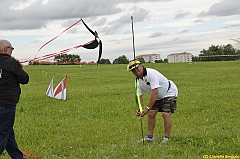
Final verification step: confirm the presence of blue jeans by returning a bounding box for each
[0,105,25,159]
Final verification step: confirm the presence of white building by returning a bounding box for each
[136,54,161,63]
[167,52,192,63]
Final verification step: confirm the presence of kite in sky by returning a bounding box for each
[20,19,102,64]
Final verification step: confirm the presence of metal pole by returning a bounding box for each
[131,16,136,59]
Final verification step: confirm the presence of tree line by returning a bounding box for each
[193,44,240,61]
[102,43,240,63]
[29,43,240,65]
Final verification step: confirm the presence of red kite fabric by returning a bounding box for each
[20,19,102,64]
[53,77,67,100]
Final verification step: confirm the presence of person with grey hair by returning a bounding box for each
[0,39,29,159]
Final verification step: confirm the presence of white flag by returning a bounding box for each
[46,76,54,97]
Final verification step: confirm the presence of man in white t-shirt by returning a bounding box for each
[127,60,178,144]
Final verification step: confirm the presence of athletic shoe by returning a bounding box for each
[159,136,170,144]
[137,135,155,142]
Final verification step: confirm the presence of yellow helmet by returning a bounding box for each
[127,60,141,71]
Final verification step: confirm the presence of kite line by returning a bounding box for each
[21,19,102,64]
[36,19,82,53]
[19,17,135,65]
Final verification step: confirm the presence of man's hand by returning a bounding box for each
[135,109,140,116]
[141,107,149,117]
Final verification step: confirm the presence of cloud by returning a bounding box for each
[174,10,190,19]
[98,7,150,35]
[179,29,188,34]
[194,19,203,23]
[149,32,167,38]
[1,0,240,62]
[1,0,122,30]
[199,0,240,17]
[0,0,165,31]
[224,24,240,29]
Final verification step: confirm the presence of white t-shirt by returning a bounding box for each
[138,68,178,99]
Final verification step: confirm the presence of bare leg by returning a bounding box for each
[147,110,158,136]
[162,112,172,137]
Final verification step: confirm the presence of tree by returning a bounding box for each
[137,57,145,63]
[199,44,240,61]
[155,59,168,63]
[223,44,236,55]
[99,59,111,64]
[54,54,81,63]
[113,55,129,64]
[192,56,199,62]
[200,49,207,56]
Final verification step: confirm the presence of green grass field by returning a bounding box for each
[2,61,240,159]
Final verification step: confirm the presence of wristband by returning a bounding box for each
[146,106,151,110]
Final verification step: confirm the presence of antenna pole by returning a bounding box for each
[131,16,136,59]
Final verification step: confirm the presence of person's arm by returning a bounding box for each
[141,88,158,116]
[14,60,29,84]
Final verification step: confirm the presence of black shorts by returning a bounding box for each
[151,96,177,113]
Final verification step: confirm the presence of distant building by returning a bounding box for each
[136,54,161,63]
[167,52,192,63]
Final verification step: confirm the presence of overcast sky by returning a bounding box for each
[1,0,240,62]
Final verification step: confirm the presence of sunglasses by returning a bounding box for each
[128,63,139,70]
[7,47,14,50]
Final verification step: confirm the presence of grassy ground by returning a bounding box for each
[2,61,240,159]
